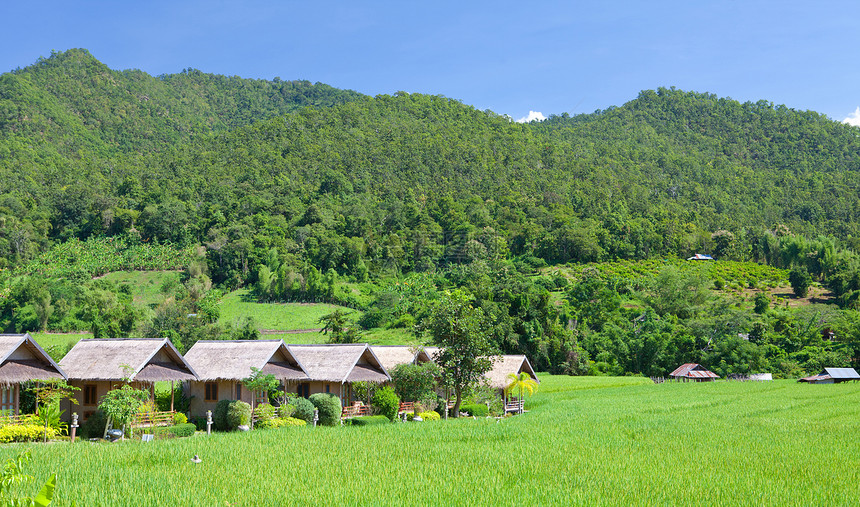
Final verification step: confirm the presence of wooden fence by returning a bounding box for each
[130,410,175,429]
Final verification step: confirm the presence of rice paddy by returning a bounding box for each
[1,376,857,506]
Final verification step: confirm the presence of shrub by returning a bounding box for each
[372,386,400,421]
[418,411,440,421]
[309,393,342,427]
[173,412,188,425]
[190,416,207,431]
[282,417,306,427]
[277,403,295,419]
[151,423,197,439]
[458,404,488,417]
[255,403,276,424]
[292,397,315,423]
[227,401,252,429]
[0,425,55,443]
[79,410,108,439]
[213,399,232,431]
[346,415,390,426]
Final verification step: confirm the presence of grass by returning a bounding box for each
[29,333,91,356]
[219,288,357,331]
[99,270,183,310]
[2,376,857,505]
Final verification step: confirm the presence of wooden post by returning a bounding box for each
[70,413,78,443]
[14,385,19,416]
[170,381,175,412]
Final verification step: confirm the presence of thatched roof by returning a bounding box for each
[484,355,539,389]
[0,334,66,385]
[184,340,309,382]
[370,346,432,372]
[288,344,390,383]
[60,338,197,382]
[423,346,441,361]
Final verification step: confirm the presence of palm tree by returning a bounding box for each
[505,372,538,414]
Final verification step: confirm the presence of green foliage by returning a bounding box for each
[276,403,295,419]
[345,415,390,426]
[254,403,276,424]
[416,411,440,421]
[308,393,342,427]
[213,399,232,432]
[291,397,315,423]
[155,383,190,414]
[457,404,489,417]
[389,362,440,408]
[172,413,188,425]
[789,266,812,298]
[0,452,56,506]
[150,423,197,439]
[227,401,252,430]
[371,386,400,422]
[0,425,56,443]
[754,293,770,314]
[79,410,107,439]
[97,384,150,437]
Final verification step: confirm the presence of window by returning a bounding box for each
[236,383,242,400]
[325,384,330,394]
[84,385,98,406]
[298,383,310,398]
[204,382,218,402]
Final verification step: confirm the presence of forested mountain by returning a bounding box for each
[1,50,859,377]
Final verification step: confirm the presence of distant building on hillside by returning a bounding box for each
[798,367,860,384]
[687,254,714,261]
[669,363,719,382]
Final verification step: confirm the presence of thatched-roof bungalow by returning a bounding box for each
[484,355,539,391]
[370,345,432,373]
[0,334,67,415]
[799,367,860,384]
[288,344,389,403]
[669,363,719,382]
[59,338,197,421]
[184,340,309,417]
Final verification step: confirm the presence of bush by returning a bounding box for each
[258,416,308,429]
[346,415,390,426]
[458,404,488,417]
[0,425,55,443]
[173,412,188,425]
[227,401,252,429]
[151,423,197,439]
[213,399,232,431]
[372,386,400,421]
[277,403,295,419]
[255,403,276,423]
[79,410,107,439]
[418,411,440,421]
[190,416,207,431]
[309,393,342,426]
[282,417,306,427]
[292,397,315,423]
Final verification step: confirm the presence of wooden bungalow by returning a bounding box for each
[0,334,67,415]
[799,367,860,384]
[288,344,389,403]
[184,340,310,418]
[484,355,539,411]
[669,363,719,382]
[370,345,432,373]
[59,338,198,421]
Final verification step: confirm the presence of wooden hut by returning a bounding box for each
[799,367,860,384]
[288,344,389,403]
[59,338,198,421]
[184,340,309,418]
[370,345,432,373]
[484,355,539,391]
[0,334,67,415]
[669,363,719,382]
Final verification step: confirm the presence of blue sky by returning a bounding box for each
[2,1,859,124]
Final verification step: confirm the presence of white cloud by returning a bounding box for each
[516,111,547,123]
[843,107,860,127]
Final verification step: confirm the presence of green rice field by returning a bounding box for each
[219,288,352,331]
[2,376,857,505]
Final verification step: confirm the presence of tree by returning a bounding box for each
[389,361,441,412]
[423,290,498,417]
[789,266,812,298]
[318,309,361,343]
[504,372,538,414]
[97,365,149,439]
[33,379,79,443]
[241,367,279,429]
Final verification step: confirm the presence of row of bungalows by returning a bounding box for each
[0,334,539,421]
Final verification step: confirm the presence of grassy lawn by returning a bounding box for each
[219,288,357,331]
[266,327,421,346]
[3,377,857,505]
[29,332,91,354]
[99,270,182,309]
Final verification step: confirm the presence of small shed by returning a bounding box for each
[669,363,719,382]
[288,343,390,403]
[370,345,432,373]
[484,355,539,391]
[184,340,309,417]
[0,334,67,415]
[59,338,198,421]
[799,367,860,384]
[687,254,715,261]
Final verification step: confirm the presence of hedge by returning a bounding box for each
[346,415,390,426]
[372,386,400,421]
[292,397,315,423]
[309,393,342,426]
[150,423,197,439]
[458,404,488,417]
[0,425,56,443]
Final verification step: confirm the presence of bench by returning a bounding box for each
[504,399,524,414]
[398,402,414,415]
[341,404,371,419]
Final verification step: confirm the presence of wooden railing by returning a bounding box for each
[341,404,371,419]
[504,399,524,414]
[131,410,175,428]
[398,402,414,414]
[0,413,34,426]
